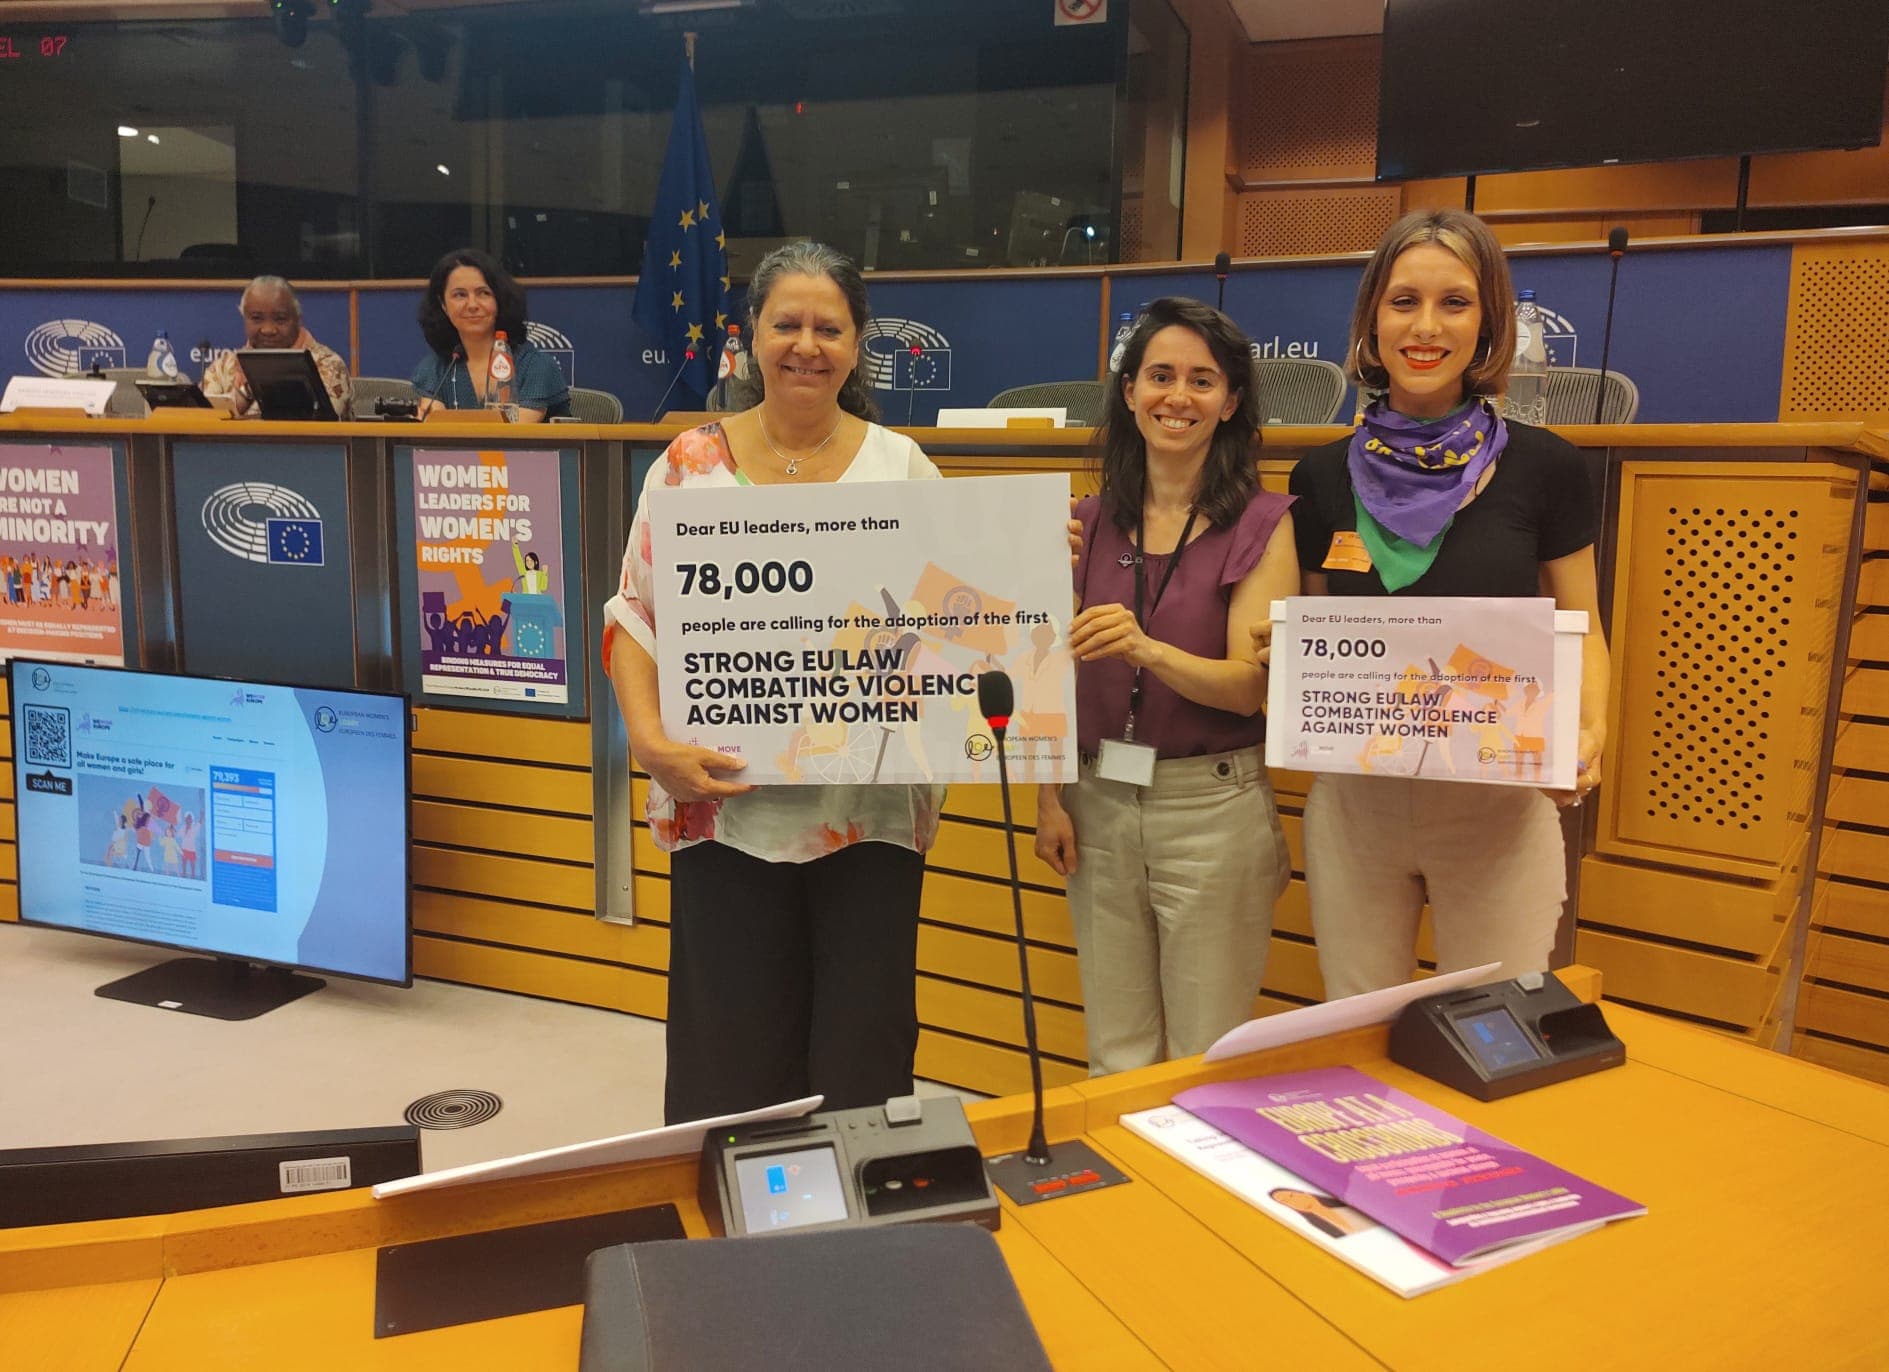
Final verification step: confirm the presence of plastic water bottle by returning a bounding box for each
[488,331,516,414]
[145,330,183,382]
[718,324,746,383]
[1107,312,1134,373]
[1505,290,1550,426]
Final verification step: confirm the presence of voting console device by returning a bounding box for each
[699,1095,998,1237]
[1389,972,1625,1101]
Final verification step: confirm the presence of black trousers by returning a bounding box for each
[664,839,926,1125]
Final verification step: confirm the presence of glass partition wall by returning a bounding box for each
[0,0,1181,279]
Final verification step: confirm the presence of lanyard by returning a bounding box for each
[1124,506,1198,739]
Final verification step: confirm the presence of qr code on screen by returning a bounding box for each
[23,704,72,768]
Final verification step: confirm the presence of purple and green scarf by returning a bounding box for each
[1346,398,1508,591]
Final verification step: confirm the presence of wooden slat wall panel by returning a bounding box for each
[412,756,591,816]
[411,710,591,766]
[1845,667,1889,717]
[1805,931,1889,995]
[414,936,667,1019]
[1833,721,1889,772]
[1797,982,1889,1047]
[915,1029,1087,1098]
[1790,1032,1889,1087]
[922,871,1076,949]
[1797,480,1889,1075]
[1858,557,1887,605]
[1827,775,1889,827]
[1824,829,1889,886]
[918,923,1084,1006]
[917,977,1089,1064]
[413,890,669,968]
[1578,855,1796,957]
[943,785,1039,828]
[1850,614,1889,662]
[1576,929,1778,1027]
[411,801,593,864]
[413,848,593,910]
[1819,880,1889,941]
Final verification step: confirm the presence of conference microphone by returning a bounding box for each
[408,346,462,420]
[650,347,698,423]
[1213,250,1231,312]
[977,669,1051,1167]
[977,673,1128,1206]
[1593,226,1629,425]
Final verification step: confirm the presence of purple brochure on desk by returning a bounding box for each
[1174,1067,1644,1266]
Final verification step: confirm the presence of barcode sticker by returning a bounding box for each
[279,1156,353,1194]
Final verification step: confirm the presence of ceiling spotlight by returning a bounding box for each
[270,0,314,48]
[436,164,451,176]
[147,134,161,144]
[118,125,139,138]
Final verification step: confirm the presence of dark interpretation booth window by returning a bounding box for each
[0,1,1130,279]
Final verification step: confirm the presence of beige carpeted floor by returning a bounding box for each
[0,922,974,1176]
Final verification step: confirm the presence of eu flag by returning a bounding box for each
[266,517,324,566]
[631,58,730,404]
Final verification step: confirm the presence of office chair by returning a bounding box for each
[1544,366,1641,425]
[1252,356,1349,424]
[988,381,1106,426]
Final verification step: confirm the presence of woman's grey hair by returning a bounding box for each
[238,275,302,321]
[743,242,879,421]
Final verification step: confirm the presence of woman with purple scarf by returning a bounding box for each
[1281,210,1609,998]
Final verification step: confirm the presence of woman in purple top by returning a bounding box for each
[1034,298,1300,1075]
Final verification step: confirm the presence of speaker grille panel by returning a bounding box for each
[1603,465,1855,877]
[1780,244,1889,422]
[1238,40,1380,181]
[1238,187,1401,257]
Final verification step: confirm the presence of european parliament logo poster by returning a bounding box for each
[411,448,569,704]
[0,444,124,666]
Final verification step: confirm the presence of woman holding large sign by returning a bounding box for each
[604,243,944,1124]
[1034,298,1300,1075]
[1284,209,1609,998]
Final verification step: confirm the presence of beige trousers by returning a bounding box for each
[1303,773,1566,1000]
[1062,746,1289,1076]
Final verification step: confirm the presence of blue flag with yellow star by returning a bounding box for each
[631,58,730,403]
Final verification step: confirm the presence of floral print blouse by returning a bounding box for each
[602,422,946,862]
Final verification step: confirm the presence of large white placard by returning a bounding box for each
[649,473,1076,785]
[1265,596,1586,790]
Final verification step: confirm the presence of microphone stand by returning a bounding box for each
[979,673,1129,1208]
[1594,237,1626,426]
[651,347,697,422]
[991,711,1050,1166]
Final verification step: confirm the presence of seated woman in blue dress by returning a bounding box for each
[412,248,571,422]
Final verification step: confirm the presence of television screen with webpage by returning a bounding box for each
[9,659,410,988]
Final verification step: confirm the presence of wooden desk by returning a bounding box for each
[4,974,1885,1371]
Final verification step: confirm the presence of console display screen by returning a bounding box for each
[734,1145,849,1232]
[1456,1007,1542,1073]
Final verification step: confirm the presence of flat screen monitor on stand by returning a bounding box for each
[236,348,339,421]
[8,660,411,1019]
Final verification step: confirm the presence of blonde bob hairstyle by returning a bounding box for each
[1346,209,1516,402]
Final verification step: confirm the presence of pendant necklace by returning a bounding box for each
[758,413,842,475]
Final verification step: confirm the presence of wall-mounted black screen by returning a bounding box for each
[1377,0,1889,181]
